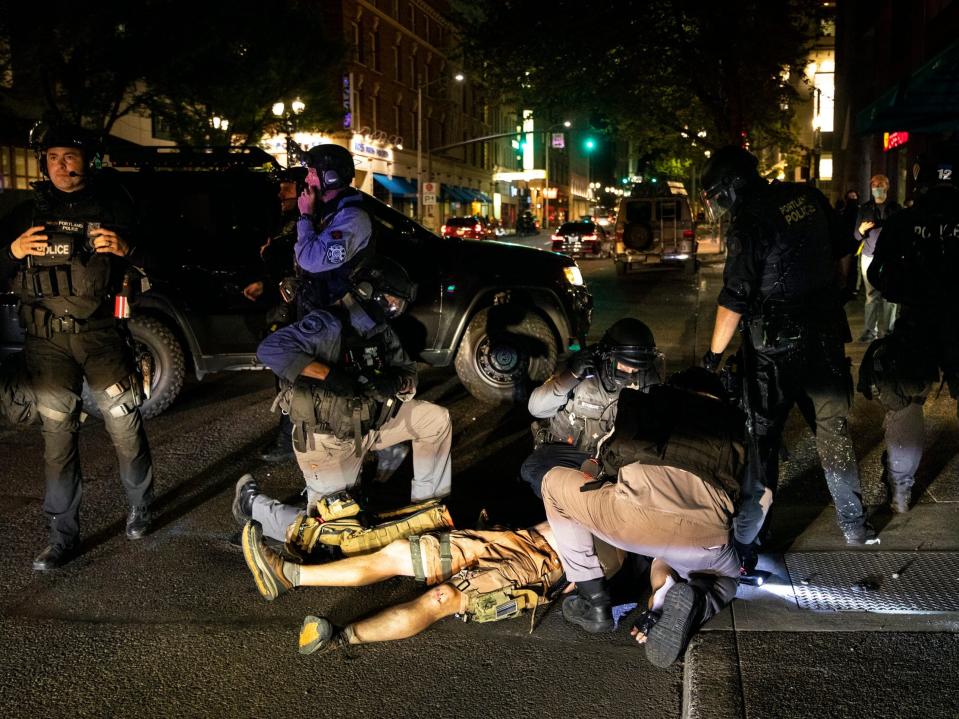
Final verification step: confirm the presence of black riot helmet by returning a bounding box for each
[350,256,418,320]
[304,143,356,192]
[595,317,663,392]
[700,145,761,222]
[29,120,101,178]
[912,141,959,193]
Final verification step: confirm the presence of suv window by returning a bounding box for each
[625,204,652,224]
[557,222,595,234]
[446,217,481,227]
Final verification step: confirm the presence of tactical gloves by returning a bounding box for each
[321,366,362,396]
[361,371,408,401]
[702,350,722,372]
[568,349,597,380]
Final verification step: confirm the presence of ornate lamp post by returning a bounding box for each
[272,97,306,167]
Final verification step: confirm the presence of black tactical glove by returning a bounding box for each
[361,371,406,402]
[702,350,722,373]
[568,349,597,380]
[321,366,361,396]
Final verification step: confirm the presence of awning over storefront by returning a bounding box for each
[857,39,959,134]
[373,174,417,197]
[441,185,472,203]
[460,188,492,203]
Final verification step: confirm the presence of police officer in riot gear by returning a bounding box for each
[521,318,662,498]
[1,123,154,570]
[700,145,871,550]
[234,256,452,544]
[294,143,373,316]
[860,143,959,513]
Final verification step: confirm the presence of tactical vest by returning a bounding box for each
[297,189,373,314]
[16,182,123,320]
[599,385,747,501]
[742,183,840,320]
[546,377,619,454]
[280,326,393,452]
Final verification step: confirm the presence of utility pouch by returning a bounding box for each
[464,586,543,623]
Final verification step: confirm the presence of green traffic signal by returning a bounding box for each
[584,137,596,151]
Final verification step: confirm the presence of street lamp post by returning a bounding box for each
[417,72,464,224]
[544,120,571,231]
[272,97,306,167]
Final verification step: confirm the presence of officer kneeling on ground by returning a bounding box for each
[232,256,452,543]
[521,318,663,498]
[859,143,959,514]
[0,123,154,570]
[542,367,743,668]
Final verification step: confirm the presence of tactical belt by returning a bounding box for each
[20,305,115,337]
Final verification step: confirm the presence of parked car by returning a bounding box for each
[0,146,592,412]
[550,221,611,258]
[515,210,539,236]
[440,216,494,240]
[612,181,698,274]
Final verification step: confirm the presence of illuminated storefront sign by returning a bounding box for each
[351,134,394,162]
[883,132,910,151]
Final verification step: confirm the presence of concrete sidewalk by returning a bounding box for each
[682,264,959,719]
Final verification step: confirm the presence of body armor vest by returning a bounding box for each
[16,182,125,320]
[297,189,372,315]
[281,323,393,451]
[547,377,619,454]
[599,385,747,501]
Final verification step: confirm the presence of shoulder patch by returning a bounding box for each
[326,243,347,264]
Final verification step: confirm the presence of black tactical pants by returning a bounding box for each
[520,443,590,498]
[25,326,154,547]
[734,329,864,544]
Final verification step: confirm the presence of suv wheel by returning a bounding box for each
[82,316,187,420]
[454,306,557,404]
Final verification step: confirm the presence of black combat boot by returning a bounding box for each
[561,577,614,633]
[232,474,261,526]
[32,543,79,571]
[126,506,152,540]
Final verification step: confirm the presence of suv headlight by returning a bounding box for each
[563,266,584,286]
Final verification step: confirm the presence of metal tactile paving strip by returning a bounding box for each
[784,552,959,613]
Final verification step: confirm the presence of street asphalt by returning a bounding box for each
[1,237,957,718]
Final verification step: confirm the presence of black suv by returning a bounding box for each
[0,147,592,415]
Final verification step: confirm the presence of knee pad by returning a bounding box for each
[98,375,144,418]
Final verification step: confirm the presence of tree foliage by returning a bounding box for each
[0,0,345,144]
[452,0,826,165]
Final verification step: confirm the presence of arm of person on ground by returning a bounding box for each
[294,206,371,273]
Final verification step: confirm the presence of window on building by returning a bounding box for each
[408,54,416,87]
[356,24,366,65]
[369,32,379,71]
[372,93,380,130]
[409,110,417,149]
[151,115,174,141]
[393,45,400,81]
[408,6,415,33]
[392,0,399,17]
[813,62,835,133]
[424,16,430,44]
[0,146,41,190]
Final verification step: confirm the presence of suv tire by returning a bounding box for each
[82,316,187,420]
[624,222,653,251]
[454,306,557,404]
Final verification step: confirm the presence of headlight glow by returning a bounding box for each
[563,266,584,286]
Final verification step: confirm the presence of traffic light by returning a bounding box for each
[584,137,596,151]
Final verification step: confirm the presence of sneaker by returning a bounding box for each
[298,616,348,655]
[843,523,881,546]
[644,582,705,668]
[241,521,294,601]
[125,506,152,540]
[858,331,877,343]
[232,474,260,526]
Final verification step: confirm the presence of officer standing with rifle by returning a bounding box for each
[700,146,872,560]
[1,123,154,570]
[859,143,959,514]
[233,256,452,544]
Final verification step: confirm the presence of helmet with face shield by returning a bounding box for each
[700,145,760,222]
[595,318,662,392]
[350,256,418,320]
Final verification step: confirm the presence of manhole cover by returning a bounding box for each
[784,552,959,613]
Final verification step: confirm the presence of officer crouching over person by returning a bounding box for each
[541,367,744,668]
[858,143,959,514]
[521,317,663,498]
[233,256,452,543]
[0,122,154,570]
